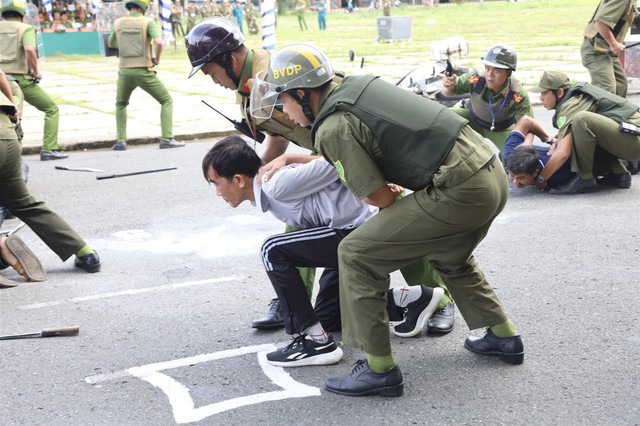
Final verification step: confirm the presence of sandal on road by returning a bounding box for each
[5,235,47,282]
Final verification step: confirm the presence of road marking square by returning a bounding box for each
[86,344,321,423]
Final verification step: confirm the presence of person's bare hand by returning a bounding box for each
[387,183,404,195]
[441,74,456,89]
[8,109,19,124]
[611,41,626,55]
[260,155,289,182]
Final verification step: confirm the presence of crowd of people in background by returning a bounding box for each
[37,1,97,32]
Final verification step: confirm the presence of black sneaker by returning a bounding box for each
[266,334,343,367]
[393,285,444,338]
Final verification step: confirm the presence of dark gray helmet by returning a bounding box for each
[482,45,517,71]
[185,17,245,78]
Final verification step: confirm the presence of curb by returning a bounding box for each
[20,129,239,155]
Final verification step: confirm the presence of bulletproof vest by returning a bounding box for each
[114,16,153,70]
[584,0,637,53]
[0,21,30,75]
[465,75,522,131]
[312,75,466,191]
[554,81,640,127]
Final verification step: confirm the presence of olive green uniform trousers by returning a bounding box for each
[338,137,509,356]
[580,37,628,98]
[288,217,452,304]
[571,110,640,179]
[116,68,173,141]
[0,116,86,260]
[12,74,59,151]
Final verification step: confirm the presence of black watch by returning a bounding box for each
[535,175,546,185]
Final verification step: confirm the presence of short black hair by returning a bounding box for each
[202,136,262,182]
[2,11,23,19]
[505,145,540,175]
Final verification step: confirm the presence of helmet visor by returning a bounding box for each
[250,70,283,119]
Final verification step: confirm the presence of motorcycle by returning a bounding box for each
[394,36,471,107]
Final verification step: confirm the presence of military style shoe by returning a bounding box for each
[74,252,101,273]
[40,150,69,161]
[464,328,524,364]
[112,141,127,151]
[427,302,456,335]
[251,298,284,329]
[159,139,185,149]
[597,172,632,189]
[325,360,404,397]
[549,175,597,195]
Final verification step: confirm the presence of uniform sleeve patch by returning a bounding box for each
[512,92,522,104]
[557,116,566,128]
[334,160,346,182]
[468,75,479,85]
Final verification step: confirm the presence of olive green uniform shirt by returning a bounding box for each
[313,81,510,356]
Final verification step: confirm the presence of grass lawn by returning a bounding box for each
[162,0,595,77]
[44,0,598,86]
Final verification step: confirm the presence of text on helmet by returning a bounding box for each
[273,65,302,79]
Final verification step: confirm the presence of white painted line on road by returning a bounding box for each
[17,276,242,311]
[85,344,321,423]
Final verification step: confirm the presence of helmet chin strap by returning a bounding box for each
[215,53,240,88]
[288,89,315,123]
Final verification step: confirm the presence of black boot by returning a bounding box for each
[251,298,284,329]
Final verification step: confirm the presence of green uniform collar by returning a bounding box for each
[237,50,255,97]
[317,81,340,116]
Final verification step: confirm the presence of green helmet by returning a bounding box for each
[0,0,27,17]
[250,44,333,120]
[125,0,150,11]
[264,43,334,92]
[482,45,517,71]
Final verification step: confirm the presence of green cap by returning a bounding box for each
[529,71,571,92]
[126,0,150,11]
[0,0,27,17]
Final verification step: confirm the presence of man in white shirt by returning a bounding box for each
[202,136,443,367]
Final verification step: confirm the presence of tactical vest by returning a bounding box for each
[312,75,466,191]
[584,0,637,53]
[0,89,17,114]
[0,21,30,75]
[554,81,640,128]
[465,75,522,131]
[114,17,153,70]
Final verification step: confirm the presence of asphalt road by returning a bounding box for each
[1,112,639,425]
